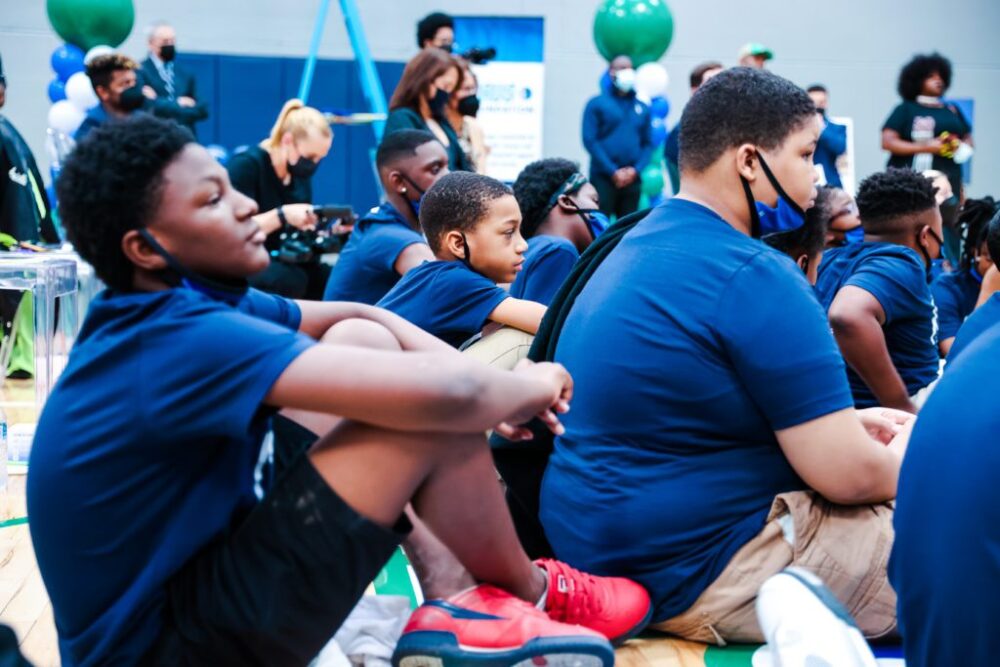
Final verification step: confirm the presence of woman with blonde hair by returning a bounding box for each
[384,48,472,172]
[227,99,333,298]
[445,60,490,173]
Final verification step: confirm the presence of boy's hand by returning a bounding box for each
[493,360,573,441]
[857,407,914,445]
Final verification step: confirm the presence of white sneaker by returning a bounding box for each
[755,567,879,667]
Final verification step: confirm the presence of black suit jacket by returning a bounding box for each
[137,57,208,132]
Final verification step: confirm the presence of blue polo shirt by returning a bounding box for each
[931,267,982,343]
[323,203,426,304]
[377,260,510,348]
[890,322,1000,667]
[27,287,315,666]
[509,236,579,306]
[814,242,940,407]
[539,198,854,622]
[947,293,1000,363]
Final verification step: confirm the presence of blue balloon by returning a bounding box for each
[47,78,67,103]
[51,44,85,82]
[650,95,670,119]
[651,124,667,147]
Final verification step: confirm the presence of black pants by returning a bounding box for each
[249,261,331,301]
[591,171,642,220]
[142,437,410,666]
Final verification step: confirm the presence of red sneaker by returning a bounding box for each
[392,584,614,667]
[537,558,653,645]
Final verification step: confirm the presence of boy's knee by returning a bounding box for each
[320,319,402,351]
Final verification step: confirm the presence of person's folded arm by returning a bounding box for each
[295,300,454,353]
[487,297,547,335]
[776,408,910,505]
[828,286,916,412]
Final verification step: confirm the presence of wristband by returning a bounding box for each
[276,206,288,226]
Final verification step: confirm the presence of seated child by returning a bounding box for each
[509,158,607,305]
[823,187,864,248]
[377,172,547,347]
[948,207,1000,363]
[815,168,942,412]
[764,184,833,284]
[27,116,651,667]
[323,130,443,304]
[931,196,998,356]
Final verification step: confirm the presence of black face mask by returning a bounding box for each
[119,85,145,111]
[288,157,319,180]
[399,174,426,222]
[457,95,480,118]
[939,195,960,229]
[916,227,944,282]
[138,229,249,305]
[429,88,450,118]
[159,44,176,62]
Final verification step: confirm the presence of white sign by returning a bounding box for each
[472,62,545,182]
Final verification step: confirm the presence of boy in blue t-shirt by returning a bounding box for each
[931,196,998,356]
[323,130,444,304]
[815,168,943,412]
[378,172,548,347]
[509,159,607,305]
[539,67,912,643]
[27,116,652,667]
[890,322,1000,667]
[948,208,1000,362]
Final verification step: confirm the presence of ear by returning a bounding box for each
[443,230,467,259]
[555,193,578,213]
[796,253,809,272]
[735,144,758,182]
[386,170,407,195]
[121,229,168,273]
[95,85,112,103]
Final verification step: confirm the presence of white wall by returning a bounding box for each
[3,0,999,195]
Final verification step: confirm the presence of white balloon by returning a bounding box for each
[84,45,114,65]
[65,72,100,111]
[48,100,87,136]
[634,62,670,104]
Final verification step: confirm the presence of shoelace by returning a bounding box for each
[539,559,599,622]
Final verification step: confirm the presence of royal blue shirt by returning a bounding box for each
[947,293,1000,363]
[539,199,854,622]
[509,236,579,306]
[814,116,847,189]
[815,242,940,407]
[323,202,426,304]
[377,261,510,348]
[931,267,982,342]
[581,90,653,178]
[890,322,1000,667]
[27,288,314,666]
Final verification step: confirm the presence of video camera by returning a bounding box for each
[460,46,497,65]
[275,204,356,265]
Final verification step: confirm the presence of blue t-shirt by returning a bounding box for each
[931,267,982,342]
[323,202,426,304]
[377,261,510,348]
[509,236,579,306]
[814,242,940,407]
[947,292,1000,363]
[539,199,854,623]
[27,288,315,666]
[890,322,1000,667]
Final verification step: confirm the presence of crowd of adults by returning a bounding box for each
[0,10,998,667]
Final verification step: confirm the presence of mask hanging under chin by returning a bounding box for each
[138,229,249,306]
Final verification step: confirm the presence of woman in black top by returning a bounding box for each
[384,48,472,172]
[227,99,333,298]
[882,53,973,201]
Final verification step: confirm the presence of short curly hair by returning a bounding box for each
[764,185,835,260]
[897,53,952,101]
[679,67,817,173]
[956,196,998,271]
[419,172,513,254]
[56,115,193,291]
[856,168,938,234]
[416,12,453,48]
[512,158,581,239]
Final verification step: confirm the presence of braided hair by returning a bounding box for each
[957,196,998,271]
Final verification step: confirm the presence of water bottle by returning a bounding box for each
[0,407,8,516]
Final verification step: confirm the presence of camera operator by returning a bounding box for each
[416,12,454,52]
[226,99,333,299]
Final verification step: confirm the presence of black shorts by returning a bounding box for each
[142,452,411,666]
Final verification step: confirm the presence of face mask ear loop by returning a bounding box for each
[756,152,806,216]
[459,232,474,271]
[740,175,763,239]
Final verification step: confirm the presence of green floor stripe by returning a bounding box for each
[0,516,28,529]
[704,644,761,667]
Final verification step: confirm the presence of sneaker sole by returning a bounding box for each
[606,598,655,647]
[392,631,614,667]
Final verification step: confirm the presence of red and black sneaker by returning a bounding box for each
[537,558,653,645]
[392,584,614,667]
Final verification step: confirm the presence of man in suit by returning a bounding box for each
[138,22,208,134]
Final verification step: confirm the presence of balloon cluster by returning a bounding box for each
[634,63,670,205]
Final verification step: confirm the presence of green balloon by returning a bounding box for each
[47,0,135,51]
[593,0,674,67]
[641,163,665,199]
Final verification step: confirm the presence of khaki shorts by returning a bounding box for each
[652,491,896,645]
[461,327,534,371]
